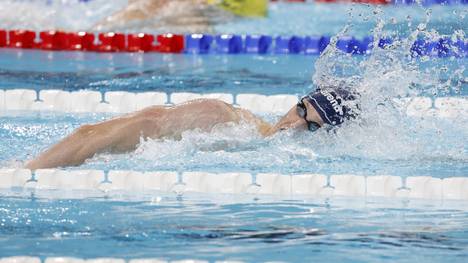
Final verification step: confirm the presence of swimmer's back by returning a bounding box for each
[166,99,272,136]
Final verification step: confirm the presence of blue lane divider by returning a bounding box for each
[215,34,243,53]
[245,35,272,54]
[185,34,213,54]
[184,34,467,58]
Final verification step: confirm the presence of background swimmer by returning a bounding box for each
[94,0,268,33]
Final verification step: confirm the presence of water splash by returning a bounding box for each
[134,121,263,170]
[119,5,468,174]
[308,4,467,162]
[0,2,465,175]
[0,0,126,31]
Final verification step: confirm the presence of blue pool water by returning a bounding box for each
[0,1,466,37]
[0,49,466,176]
[0,1,467,262]
[0,191,468,262]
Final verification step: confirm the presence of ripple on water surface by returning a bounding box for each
[0,192,467,262]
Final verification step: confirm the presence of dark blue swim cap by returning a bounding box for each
[303,87,359,126]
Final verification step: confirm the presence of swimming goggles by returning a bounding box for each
[296,99,321,132]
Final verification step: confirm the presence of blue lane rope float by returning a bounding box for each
[0,29,466,57]
[184,34,467,58]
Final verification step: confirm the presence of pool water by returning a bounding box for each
[0,191,467,262]
[0,1,466,37]
[0,49,466,176]
[0,1,467,262]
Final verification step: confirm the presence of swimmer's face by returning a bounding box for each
[272,100,324,133]
[296,98,324,132]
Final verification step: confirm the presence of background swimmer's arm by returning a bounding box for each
[93,0,171,30]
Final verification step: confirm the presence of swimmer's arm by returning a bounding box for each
[234,108,272,136]
[236,106,306,137]
[25,103,301,169]
[25,107,164,170]
[264,106,306,136]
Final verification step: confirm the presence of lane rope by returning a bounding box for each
[0,30,466,57]
[1,168,468,200]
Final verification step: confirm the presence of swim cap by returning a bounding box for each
[207,0,268,17]
[303,87,359,126]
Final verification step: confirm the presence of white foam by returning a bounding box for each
[406,97,432,116]
[435,97,468,118]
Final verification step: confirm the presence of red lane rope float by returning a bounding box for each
[155,34,185,53]
[0,30,6,47]
[9,30,36,49]
[96,32,126,52]
[127,33,155,52]
[1,30,186,53]
[39,31,69,50]
[68,32,95,51]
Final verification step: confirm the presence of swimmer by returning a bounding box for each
[94,0,268,32]
[25,87,358,170]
